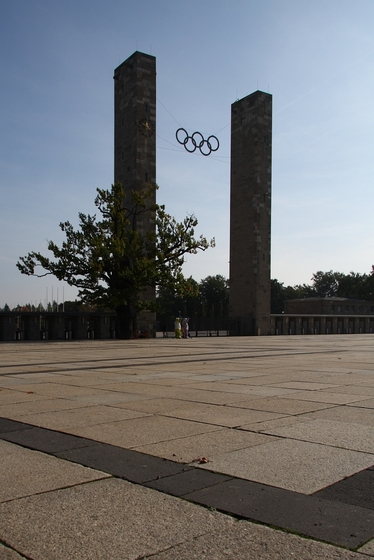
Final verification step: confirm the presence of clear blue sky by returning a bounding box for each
[1,0,374,307]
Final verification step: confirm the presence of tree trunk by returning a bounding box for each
[115,304,134,339]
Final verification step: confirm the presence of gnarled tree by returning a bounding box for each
[17,183,214,338]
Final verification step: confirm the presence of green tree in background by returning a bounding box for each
[271,268,374,313]
[310,270,344,297]
[156,274,229,329]
[198,275,229,320]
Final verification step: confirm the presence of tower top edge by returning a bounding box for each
[115,51,156,72]
[232,90,272,106]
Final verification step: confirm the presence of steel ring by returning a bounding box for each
[175,128,219,156]
[207,135,219,152]
[176,128,189,145]
[184,138,197,152]
[191,131,204,149]
[199,139,212,156]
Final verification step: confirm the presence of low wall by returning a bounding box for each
[270,314,374,335]
[2,312,374,341]
[0,312,117,341]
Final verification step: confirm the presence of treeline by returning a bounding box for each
[156,275,229,327]
[0,301,110,313]
[2,268,374,318]
[271,268,374,313]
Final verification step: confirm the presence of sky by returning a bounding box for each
[1,0,374,308]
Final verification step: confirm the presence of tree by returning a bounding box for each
[17,183,214,338]
[368,266,374,300]
[310,269,374,300]
[270,279,285,313]
[336,271,368,299]
[271,279,315,313]
[156,277,199,328]
[198,275,229,320]
[311,270,344,298]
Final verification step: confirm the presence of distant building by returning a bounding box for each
[285,298,374,315]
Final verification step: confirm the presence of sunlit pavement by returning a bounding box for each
[1,335,374,559]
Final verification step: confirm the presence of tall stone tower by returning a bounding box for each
[229,91,272,335]
[113,51,156,333]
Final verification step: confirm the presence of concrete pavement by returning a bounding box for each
[1,335,374,559]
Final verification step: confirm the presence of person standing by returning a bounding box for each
[174,317,181,339]
[182,317,190,338]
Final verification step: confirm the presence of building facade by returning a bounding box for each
[229,91,272,335]
[284,297,374,315]
[271,313,374,336]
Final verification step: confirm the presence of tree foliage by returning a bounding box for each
[156,274,229,330]
[17,183,214,338]
[198,275,229,320]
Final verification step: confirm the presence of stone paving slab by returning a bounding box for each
[184,477,374,549]
[148,521,370,560]
[134,386,263,405]
[269,380,342,390]
[55,441,192,484]
[181,380,297,397]
[0,477,235,560]
[348,397,374,409]
[144,468,232,496]
[304,404,374,425]
[0,424,374,558]
[1,382,107,399]
[162,400,287,427]
[0,424,96,453]
[0,416,34,433]
[229,378,341,390]
[315,467,374,509]
[1,336,374,558]
[360,540,374,556]
[117,396,205,414]
[0,440,109,502]
[0,396,96,418]
[239,413,312,433]
[0,544,25,560]
[7,403,148,430]
[282,389,373,405]
[226,395,334,414]
[64,414,220,448]
[196,438,374,493]
[90,380,189,398]
[135,428,276,463]
[265,417,374,453]
[0,388,52,404]
[69,391,151,405]
[2,417,374,553]
[322,385,374,397]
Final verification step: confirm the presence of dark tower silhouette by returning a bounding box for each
[114,52,156,334]
[229,91,272,335]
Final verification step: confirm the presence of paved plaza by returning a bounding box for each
[1,335,374,559]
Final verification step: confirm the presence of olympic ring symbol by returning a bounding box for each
[176,128,219,156]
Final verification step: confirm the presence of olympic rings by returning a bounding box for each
[176,128,219,156]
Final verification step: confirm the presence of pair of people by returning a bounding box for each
[174,317,190,338]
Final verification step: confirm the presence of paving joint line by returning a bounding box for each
[0,349,348,377]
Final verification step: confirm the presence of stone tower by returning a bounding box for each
[113,51,156,333]
[229,91,272,335]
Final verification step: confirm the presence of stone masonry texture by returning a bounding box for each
[113,51,156,331]
[229,91,272,335]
